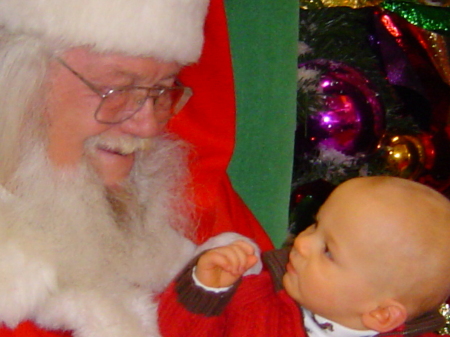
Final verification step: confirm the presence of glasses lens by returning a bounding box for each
[153,87,191,121]
[172,86,193,113]
[95,86,192,124]
[96,88,148,124]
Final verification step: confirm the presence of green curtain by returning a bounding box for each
[226,1,298,247]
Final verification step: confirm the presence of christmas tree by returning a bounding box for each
[291,0,450,234]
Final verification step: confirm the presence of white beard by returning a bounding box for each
[0,135,198,337]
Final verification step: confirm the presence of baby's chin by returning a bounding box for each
[281,272,301,304]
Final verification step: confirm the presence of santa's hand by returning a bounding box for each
[195,241,258,288]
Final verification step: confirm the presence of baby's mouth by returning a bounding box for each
[286,259,299,275]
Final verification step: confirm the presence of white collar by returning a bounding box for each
[302,308,378,337]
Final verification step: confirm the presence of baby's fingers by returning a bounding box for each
[230,240,256,256]
[202,244,253,275]
[222,243,254,276]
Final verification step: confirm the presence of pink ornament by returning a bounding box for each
[301,60,386,155]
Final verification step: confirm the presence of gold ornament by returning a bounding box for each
[300,0,381,8]
[300,0,450,9]
[413,30,450,87]
[439,303,450,335]
[321,0,381,7]
[381,134,426,179]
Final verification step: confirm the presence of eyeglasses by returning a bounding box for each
[57,58,192,124]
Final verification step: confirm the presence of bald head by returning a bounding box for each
[326,176,450,317]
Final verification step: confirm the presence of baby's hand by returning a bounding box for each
[195,240,259,288]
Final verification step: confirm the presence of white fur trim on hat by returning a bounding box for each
[0,0,209,64]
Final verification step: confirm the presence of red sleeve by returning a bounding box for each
[158,272,306,337]
[167,0,273,251]
[158,282,228,337]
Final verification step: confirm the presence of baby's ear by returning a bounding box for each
[361,299,407,332]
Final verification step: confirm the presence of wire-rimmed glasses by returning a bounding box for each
[57,58,193,124]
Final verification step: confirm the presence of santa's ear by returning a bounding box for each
[361,299,408,332]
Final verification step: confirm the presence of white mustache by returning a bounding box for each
[85,135,153,155]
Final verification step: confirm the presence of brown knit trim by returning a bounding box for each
[174,253,241,317]
[262,247,290,292]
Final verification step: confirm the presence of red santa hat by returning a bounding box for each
[0,0,209,64]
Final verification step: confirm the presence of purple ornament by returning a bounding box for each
[300,60,386,155]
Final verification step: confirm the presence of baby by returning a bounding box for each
[159,176,450,337]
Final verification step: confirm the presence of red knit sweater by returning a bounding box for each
[159,271,306,337]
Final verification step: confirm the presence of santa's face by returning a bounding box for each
[44,47,181,187]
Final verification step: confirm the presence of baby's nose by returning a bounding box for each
[293,232,312,257]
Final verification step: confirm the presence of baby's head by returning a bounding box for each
[283,176,450,332]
